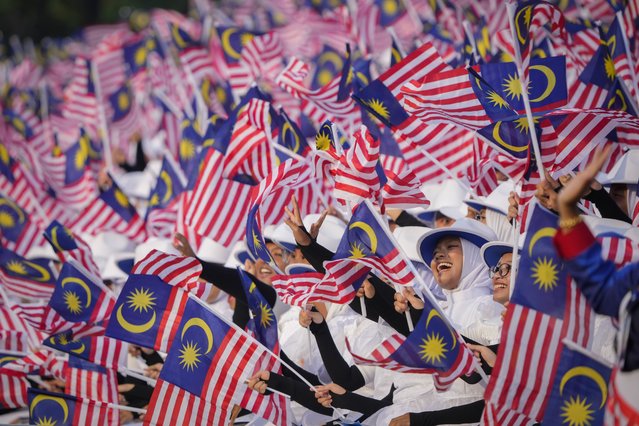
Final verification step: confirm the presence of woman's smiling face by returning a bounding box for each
[430,236,463,290]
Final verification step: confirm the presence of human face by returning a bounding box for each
[254,243,290,284]
[430,236,463,290]
[491,252,512,305]
[434,213,456,228]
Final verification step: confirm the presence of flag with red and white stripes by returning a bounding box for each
[381,166,431,209]
[44,332,126,370]
[28,388,118,426]
[44,220,101,279]
[186,149,254,248]
[0,193,46,257]
[131,249,205,297]
[65,355,119,404]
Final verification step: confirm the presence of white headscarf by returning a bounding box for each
[441,238,493,296]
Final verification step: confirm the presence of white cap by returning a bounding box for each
[597,149,639,185]
[101,252,135,281]
[465,180,514,216]
[134,237,180,264]
[113,171,155,200]
[224,241,250,268]
[90,231,136,261]
[264,223,297,253]
[196,237,232,264]
[392,226,431,263]
[25,244,58,261]
[422,179,468,219]
[302,214,346,252]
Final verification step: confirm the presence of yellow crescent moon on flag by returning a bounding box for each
[492,122,529,153]
[22,260,51,282]
[70,342,86,354]
[281,121,300,153]
[49,225,64,252]
[318,51,344,70]
[528,227,557,256]
[425,308,457,350]
[171,25,187,49]
[559,366,608,408]
[606,35,617,57]
[116,304,156,334]
[349,221,378,253]
[608,89,627,111]
[515,6,533,45]
[529,65,556,103]
[61,277,91,308]
[181,317,214,354]
[0,198,25,225]
[29,394,69,422]
[0,144,9,165]
[160,171,173,204]
[221,28,242,60]
[0,356,18,364]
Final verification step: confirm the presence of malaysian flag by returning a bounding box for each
[48,262,115,324]
[0,350,28,409]
[239,269,279,353]
[65,355,118,405]
[327,200,416,285]
[146,156,187,238]
[348,303,476,391]
[150,296,290,425]
[131,249,204,295]
[0,247,55,299]
[43,220,101,279]
[272,268,367,307]
[0,193,45,257]
[170,23,216,83]
[44,331,126,370]
[105,271,194,352]
[483,202,594,424]
[61,57,98,133]
[69,177,148,243]
[542,341,612,425]
[28,388,118,426]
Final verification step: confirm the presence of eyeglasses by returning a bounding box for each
[489,263,512,279]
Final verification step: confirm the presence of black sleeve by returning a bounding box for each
[120,141,147,172]
[459,338,498,384]
[265,372,333,416]
[309,320,365,391]
[298,239,335,274]
[583,188,632,223]
[197,259,277,306]
[395,211,428,227]
[409,399,485,425]
[331,390,393,419]
[366,276,422,337]
[140,351,164,366]
[280,350,322,385]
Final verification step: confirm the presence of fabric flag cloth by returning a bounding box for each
[482,201,594,424]
[0,352,29,409]
[105,273,188,352]
[272,269,367,307]
[238,269,279,354]
[43,220,101,279]
[44,331,126,369]
[0,192,45,257]
[326,200,415,286]
[130,249,204,296]
[348,304,476,391]
[542,341,612,426]
[65,355,118,405]
[145,155,186,239]
[146,297,290,425]
[48,262,115,324]
[0,247,55,299]
[28,388,117,426]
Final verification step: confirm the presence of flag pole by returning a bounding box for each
[117,366,157,386]
[362,198,489,385]
[91,60,114,173]
[107,402,147,415]
[505,1,546,180]
[615,11,639,111]
[186,292,350,420]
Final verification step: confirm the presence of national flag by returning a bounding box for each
[348,304,475,391]
[29,388,117,426]
[171,23,216,83]
[0,143,15,183]
[105,274,189,352]
[130,249,204,296]
[215,26,263,65]
[375,0,406,26]
[328,201,416,285]
[239,269,279,353]
[3,107,34,139]
[48,262,115,324]
[185,148,254,248]
[0,247,55,299]
[310,45,346,90]
[0,193,45,256]
[542,341,612,425]
[272,269,367,307]
[61,57,98,132]
[240,31,284,82]
[146,156,187,238]
[0,330,28,352]
[153,297,290,425]
[483,202,594,424]
[43,220,101,279]
[0,348,66,379]
[0,370,28,408]
[69,178,148,243]
[44,331,126,370]
[381,167,431,209]
[277,108,310,157]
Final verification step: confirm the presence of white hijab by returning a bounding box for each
[442,238,493,297]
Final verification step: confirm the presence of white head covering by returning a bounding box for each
[444,238,492,296]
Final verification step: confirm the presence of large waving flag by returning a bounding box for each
[239,269,279,353]
[0,193,44,257]
[146,155,187,238]
[0,247,55,299]
[273,269,368,307]
[28,388,117,426]
[327,200,416,285]
[147,296,290,425]
[542,341,612,426]
[483,201,594,424]
[44,331,126,370]
[48,262,115,324]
